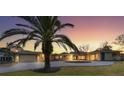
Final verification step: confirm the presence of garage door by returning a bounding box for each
[19,55,37,62]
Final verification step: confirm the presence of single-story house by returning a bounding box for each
[60,50,121,62]
[0,46,122,64]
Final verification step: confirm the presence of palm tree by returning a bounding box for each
[0,16,78,71]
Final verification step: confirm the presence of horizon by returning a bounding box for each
[0,16,124,53]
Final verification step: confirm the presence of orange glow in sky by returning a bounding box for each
[0,16,124,53]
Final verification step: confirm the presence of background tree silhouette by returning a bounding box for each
[96,41,112,51]
[79,44,89,52]
[113,34,124,51]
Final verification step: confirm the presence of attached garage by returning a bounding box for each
[19,54,37,62]
[15,50,42,63]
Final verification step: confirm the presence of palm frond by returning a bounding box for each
[0,28,30,40]
[7,39,23,46]
[55,20,61,27]
[18,16,41,30]
[7,42,23,49]
[27,31,42,40]
[54,23,74,33]
[34,40,42,50]
[16,24,39,31]
[8,35,39,48]
[53,34,79,52]
[3,28,30,35]
[53,39,69,51]
[59,42,68,51]
[51,16,58,25]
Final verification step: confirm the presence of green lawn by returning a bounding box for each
[1,62,124,76]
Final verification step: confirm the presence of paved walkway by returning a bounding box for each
[0,61,114,73]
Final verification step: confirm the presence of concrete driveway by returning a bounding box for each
[0,61,114,73]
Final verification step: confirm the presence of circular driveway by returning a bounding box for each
[0,61,114,73]
[51,61,114,67]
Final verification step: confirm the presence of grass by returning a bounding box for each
[1,62,124,76]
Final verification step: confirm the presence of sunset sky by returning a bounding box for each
[0,16,124,53]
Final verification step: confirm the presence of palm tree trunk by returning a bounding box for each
[42,41,53,71]
[44,53,51,69]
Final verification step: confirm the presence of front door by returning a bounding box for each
[101,52,105,61]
